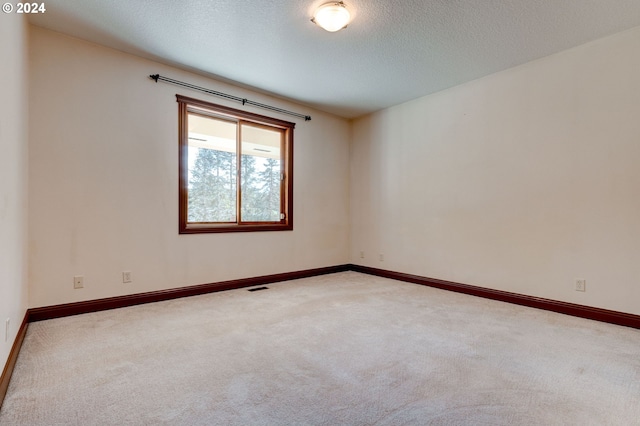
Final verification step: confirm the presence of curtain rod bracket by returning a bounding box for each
[149,74,160,82]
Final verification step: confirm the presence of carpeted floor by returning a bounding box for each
[1,271,639,425]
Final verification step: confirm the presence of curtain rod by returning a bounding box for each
[149,74,311,121]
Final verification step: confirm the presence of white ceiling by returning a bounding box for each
[29,0,640,118]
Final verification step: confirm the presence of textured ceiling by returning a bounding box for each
[29,0,640,118]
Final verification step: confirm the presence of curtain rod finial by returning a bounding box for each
[150,74,159,82]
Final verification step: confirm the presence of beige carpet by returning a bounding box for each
[1,271,639,425]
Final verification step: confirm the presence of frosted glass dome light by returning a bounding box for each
[312,2,351,32]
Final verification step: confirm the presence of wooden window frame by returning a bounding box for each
[177,95,294,234]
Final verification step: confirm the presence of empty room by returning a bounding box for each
[1,1,639,424]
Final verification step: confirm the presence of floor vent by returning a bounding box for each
[248,286,269,292]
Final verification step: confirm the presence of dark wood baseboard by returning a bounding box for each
[28,264,350,322]
[0,311,29,410]
[350,264,640,329]
[23,262,640,328]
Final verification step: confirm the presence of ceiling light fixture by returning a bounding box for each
[311,1,351,32]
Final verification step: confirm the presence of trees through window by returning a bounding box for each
[177,95,293,233]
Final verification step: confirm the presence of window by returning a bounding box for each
[177,95,294,233]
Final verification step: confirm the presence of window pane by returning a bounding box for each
[178,95,293,233]
[240,124,282,222]
[187,113,237,223]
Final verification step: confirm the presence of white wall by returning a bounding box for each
[28,26,350,308]
[351,26,640,315]
[0,15,29,366]
[26,23,640,315]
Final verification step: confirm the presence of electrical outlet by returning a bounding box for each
[74,275,84,289]
[123,271,132,283]
[379,254,384,262]
[5,318,9,342]
[360,251,364,259]
[575,279,586,292]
